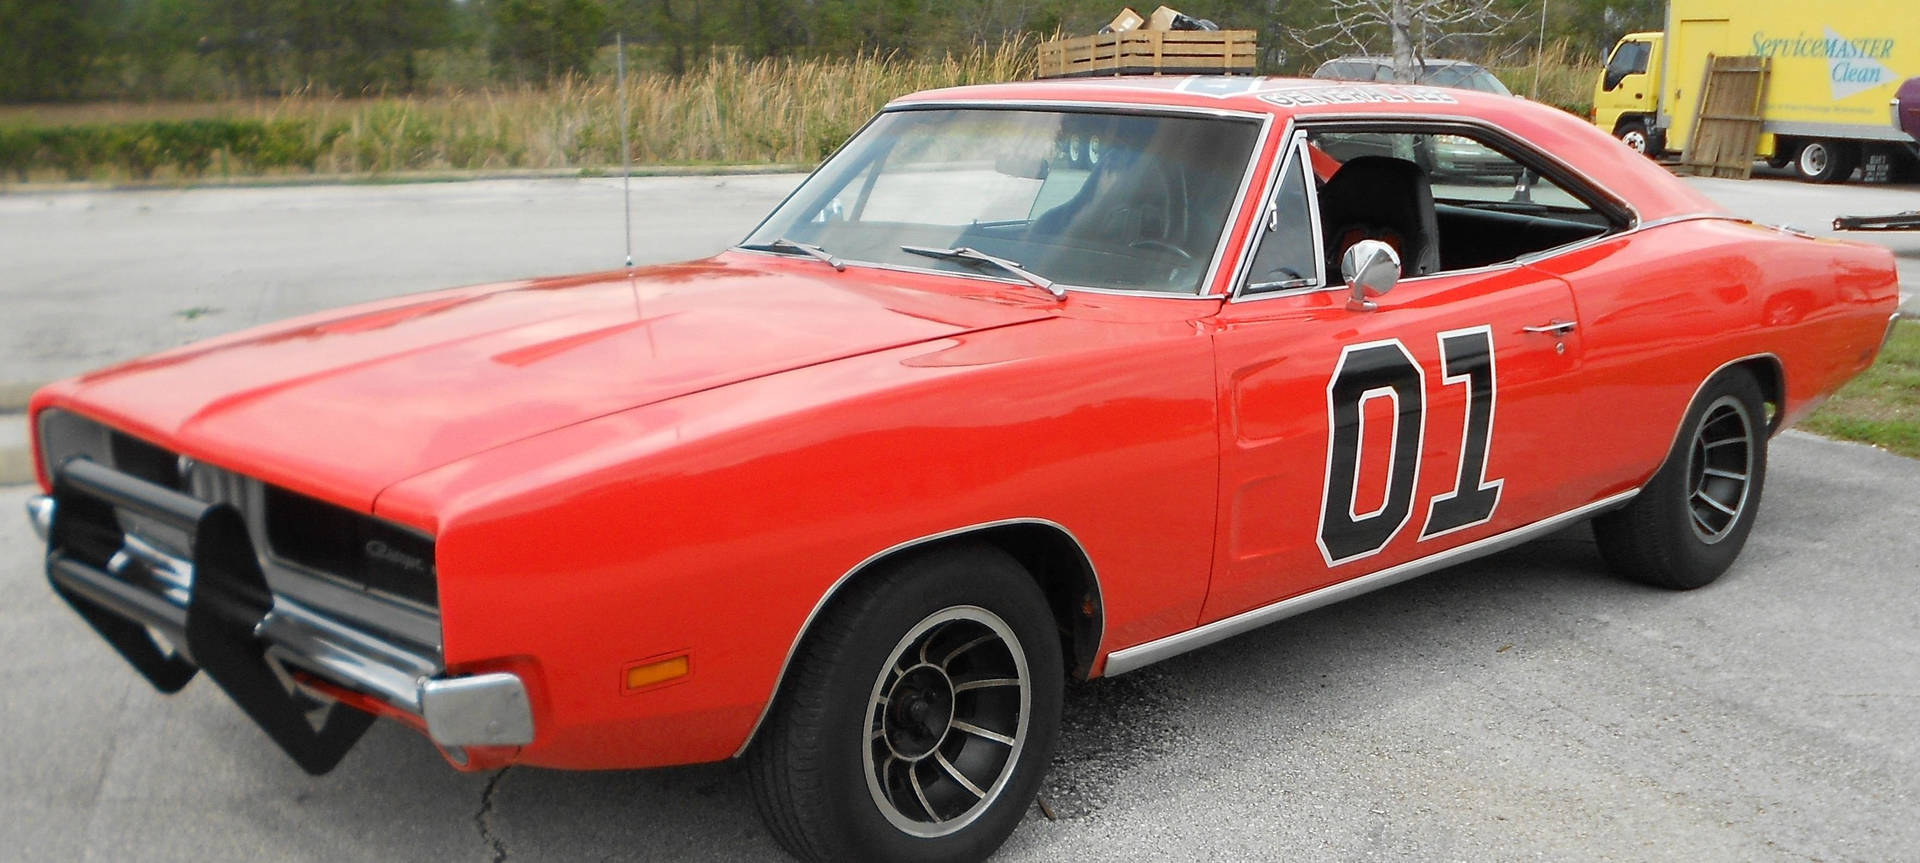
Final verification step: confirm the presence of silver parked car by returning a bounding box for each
[1311,56,1513,95]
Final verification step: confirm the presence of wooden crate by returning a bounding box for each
[1036,30,1257,79]
[1676,55,1771,180]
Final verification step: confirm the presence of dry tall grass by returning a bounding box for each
[1,41,1034,181]
[1,35,1611,183]
[1486,39,1602,116]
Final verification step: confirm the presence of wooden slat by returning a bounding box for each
[1677,54,1770,179]
[1035,30,1258,79]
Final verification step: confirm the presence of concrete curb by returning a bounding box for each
[0,163,814,196]
[0,383,34,414]
[0,414,29,486]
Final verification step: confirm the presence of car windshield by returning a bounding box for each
[742,107,1262,294]
[1421,64,1511,96]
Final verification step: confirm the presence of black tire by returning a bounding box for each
[1593,369,1768,590]
[1766,138,1797,170]
[748,545,1064,863]
[1615,119,1654,157]
[1794,139,1858,183]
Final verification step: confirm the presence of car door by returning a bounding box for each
[1200,128,1593,624]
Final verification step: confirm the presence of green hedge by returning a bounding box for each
[0,119,346,181]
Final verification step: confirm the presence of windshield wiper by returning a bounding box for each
[742,237,845,271]
[899,245,1064,300]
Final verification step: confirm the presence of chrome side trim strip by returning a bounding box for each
[732,516,1105,758]
[1101,489,1640,676]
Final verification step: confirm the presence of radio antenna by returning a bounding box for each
[617,32,634,270]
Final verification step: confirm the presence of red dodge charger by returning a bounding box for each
[25,77,1901,862]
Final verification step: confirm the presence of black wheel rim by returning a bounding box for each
[862,606,1030,838]
[1686,395,1755,544]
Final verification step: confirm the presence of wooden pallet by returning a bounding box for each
[1036,30,1257,79]
[1676,55,1770,179]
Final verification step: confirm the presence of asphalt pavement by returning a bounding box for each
[2,168,1919,861]
[4,431,1917,861]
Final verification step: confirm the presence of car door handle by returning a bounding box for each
[1523,320,1577,335]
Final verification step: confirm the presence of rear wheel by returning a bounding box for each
[1594,369,1768,590]
[1794,139,1858,183]
[748,545,1063,863]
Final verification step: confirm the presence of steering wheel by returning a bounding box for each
[1129,239,1193,260]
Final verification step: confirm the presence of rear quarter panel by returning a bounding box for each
[1529,218,1898,495]
[375,305,1221,769]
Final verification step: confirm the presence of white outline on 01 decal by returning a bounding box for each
[1317,338,1427,567]
[1421,325,1504,540]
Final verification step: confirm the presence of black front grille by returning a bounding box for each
[264,485,438,608]
[109,431,188,492]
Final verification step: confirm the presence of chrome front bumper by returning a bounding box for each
[27,462,532,772]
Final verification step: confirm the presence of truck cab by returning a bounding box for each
[1594,32,1664,155]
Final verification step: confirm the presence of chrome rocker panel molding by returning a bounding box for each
[1102,489,1641,676]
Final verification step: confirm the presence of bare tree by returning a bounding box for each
[1289,0,1520,81]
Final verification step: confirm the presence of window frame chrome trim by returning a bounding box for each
[1225,114,1656,305]
[1229,126,1340,303]
[732,99,1276,300]
[1288,113,1643,228]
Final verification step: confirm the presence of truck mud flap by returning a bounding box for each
[44,458,374,775]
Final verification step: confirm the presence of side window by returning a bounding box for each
[1603,41,1651,90]
[1305,126,1618,275]
[1242,142,1320,293]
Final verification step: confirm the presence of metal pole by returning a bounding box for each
[617,32,634,269]
[1531,0,1549,100]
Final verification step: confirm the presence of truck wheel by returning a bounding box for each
[1766,139,1796,170]
[1794,140,1858,183]
[1615,119,1653,156]
[748,545,1063,863]
[1592,369,1768,590]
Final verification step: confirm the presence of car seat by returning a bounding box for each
[1318,156,1442,277]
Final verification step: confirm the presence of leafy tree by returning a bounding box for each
[0,0,116,100]
[490,0,610,81]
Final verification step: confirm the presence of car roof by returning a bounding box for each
[890,76,1727,223]
[1323,56,1486,69]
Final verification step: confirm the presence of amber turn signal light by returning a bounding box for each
[624,655,690,691]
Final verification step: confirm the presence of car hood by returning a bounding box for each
[43,253,1055,512]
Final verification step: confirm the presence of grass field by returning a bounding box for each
[1803,320,1920,459]
[0,43,1032,182]
[0,38,1604,184]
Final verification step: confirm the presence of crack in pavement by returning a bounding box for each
[475,766,511,863]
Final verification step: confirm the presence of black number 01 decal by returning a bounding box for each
[1317,327,1501,566]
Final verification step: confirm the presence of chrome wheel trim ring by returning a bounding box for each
[861,605,1031,839]
[1685,394,1755,544]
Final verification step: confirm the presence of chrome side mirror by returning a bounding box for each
[1341,239,1401,311]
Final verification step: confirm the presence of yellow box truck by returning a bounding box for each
[1593,0,1920,182]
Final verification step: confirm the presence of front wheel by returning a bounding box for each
[748,545,1063,863]
[1593,369,1768,590]
[1615,119,1653,156]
